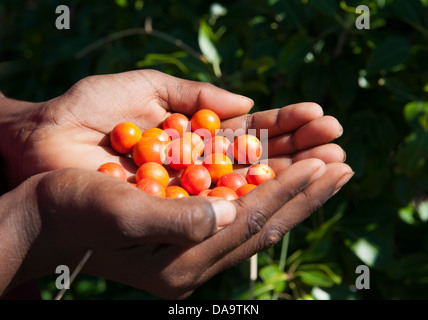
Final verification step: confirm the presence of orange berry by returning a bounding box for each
[217,172,247,191]
[165,186,190,198]
[142,128,171,145]
[110,122,142,155]
[233,134,262,164]
[162,113,190,140]
[236,184,257,197]
[132,137,166,167]
[204,135,233,159]
[136,162,169,188]
[97,162,127,181]
[198,189,212,196]
[202,153,233,184]
[191,109,221,137]
[182,132,205,157]
[246,163,276,186]
[180,164,212,195]
[207,186,238,200]
[136,178,166,197]
[166,136,201,170]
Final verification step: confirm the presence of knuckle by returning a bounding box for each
[159,269,199,299]
[301,188,325,213]
[258,229,286,251]
[243,201,270,240]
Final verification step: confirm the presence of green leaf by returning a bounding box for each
[404,101,428,130]
[398,203,417,225]
[136,52,189,73]
[298,270,335,287]
[389,253,428,284]
[299,264,342,285]
[307,0,339,16]
[278,0,304,30]
[346,229,394,269]
[349,238,379,267]
[259,265,287,293]
[392,0,423,26]
[395,131,428,176]
[416,201,428,222]
[306,210,344,242]
[366,37,412,74]
[198,20,222,77]
[278,34,311,71]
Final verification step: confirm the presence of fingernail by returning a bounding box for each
[309,164,327,184]
[335,171,354,191]
[336,125,344,139]
[211,200,237,228]
[236,94,254,107]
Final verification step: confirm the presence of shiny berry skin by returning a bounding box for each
[207,186,238,200]
[165,186,190,198]
[97,162,127,181]
[180,164,212,195]
[182,132,205,157]
[233,134,262,164]
[190,109,221,137]
[162,113,190,140]
[236,184,257,197]
[204,135,233,159]
[246,163,276,186]
[110,122,142,155]
[217,172,247,191]
[198,189,211,196]
[202,153,233,183]
[142,127,171,145]
[166,136,200,170]
[136,162,170,188]
[132,137,166,167]
[136,178,166,197]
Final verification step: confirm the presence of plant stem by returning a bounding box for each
[278,232,290,272]
[76,19,203,61]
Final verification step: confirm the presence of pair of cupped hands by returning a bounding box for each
[0,70,352,299]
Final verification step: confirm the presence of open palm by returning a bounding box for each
[16,69,344,185]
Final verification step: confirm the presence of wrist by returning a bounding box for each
[0,174,44,295]
[0,96,45,187]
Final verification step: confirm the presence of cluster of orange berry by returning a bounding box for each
[97,109,276,200]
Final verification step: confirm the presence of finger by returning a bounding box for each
[41,168,235,249]
[196,163,354,284]
[292,143,346,164]
[119,187,237,246]
[262,116,343,158]
[293,116,343,150]
[220,102,324,138]
[135,70,254,119]
[231,143,346,177]
[255,163,353,247]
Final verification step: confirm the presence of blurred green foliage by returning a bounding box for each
[1,0,428,300]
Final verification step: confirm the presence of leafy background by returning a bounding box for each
[1,0,428,300]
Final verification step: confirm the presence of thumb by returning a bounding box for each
[133,194,237,246]
[128,69,254,119]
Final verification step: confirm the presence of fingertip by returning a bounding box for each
[198,86,254,119]
[210,199,237,228]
